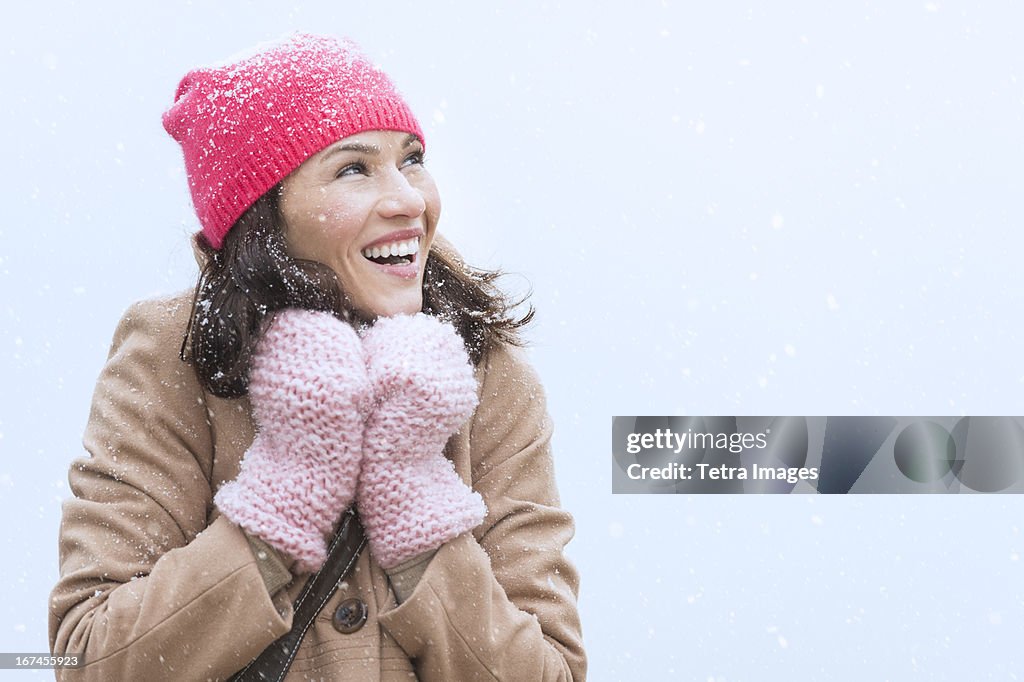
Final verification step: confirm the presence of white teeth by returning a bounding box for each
[363,238,421,261]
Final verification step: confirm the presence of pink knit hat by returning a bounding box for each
[163,33,424,250]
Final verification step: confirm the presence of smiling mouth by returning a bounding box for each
[362,238,420,266]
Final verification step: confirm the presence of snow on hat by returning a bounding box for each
[163,33,423,250]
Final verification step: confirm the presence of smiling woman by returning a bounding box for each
[48,33,586,681]
[280,130,439,318]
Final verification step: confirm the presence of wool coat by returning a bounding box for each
[48,291,586,681]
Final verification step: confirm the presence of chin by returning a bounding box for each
[360,293,423,319]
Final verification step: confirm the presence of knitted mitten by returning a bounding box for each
[214,309,371,574]
[356,314,486,570]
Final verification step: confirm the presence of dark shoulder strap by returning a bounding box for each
[230,510,366,682]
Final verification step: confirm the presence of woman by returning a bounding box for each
[48,33,586,681]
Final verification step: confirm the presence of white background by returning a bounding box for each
[2,1,1023,679]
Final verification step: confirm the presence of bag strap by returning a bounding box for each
[230,509,366,682]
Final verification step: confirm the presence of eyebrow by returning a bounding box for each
[319,134,420,165]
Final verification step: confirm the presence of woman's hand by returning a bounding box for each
[214,308,371,573]
[356,314,486,570]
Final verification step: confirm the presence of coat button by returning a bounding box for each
[332,597,368,634]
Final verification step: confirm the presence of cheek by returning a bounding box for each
[302,193,356,229]
[289,205,364,258]
[285,216,328,261]
[321,197,357,222]
[420,180,442,226]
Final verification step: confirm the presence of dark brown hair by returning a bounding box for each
[180,185,532,399]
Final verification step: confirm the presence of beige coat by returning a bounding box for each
[49,291,586,681]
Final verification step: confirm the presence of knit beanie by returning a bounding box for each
[162,33,424,250]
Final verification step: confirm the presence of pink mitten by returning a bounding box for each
[357,314,486,570]
[214,309,371,573]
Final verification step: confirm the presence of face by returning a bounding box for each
[278,130,440,319]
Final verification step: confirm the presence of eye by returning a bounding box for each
[401,149,426,168]
[336,162,367,179]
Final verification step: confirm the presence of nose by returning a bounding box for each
[377,168,426,219]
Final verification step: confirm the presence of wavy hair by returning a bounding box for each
[180,184,533,398]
